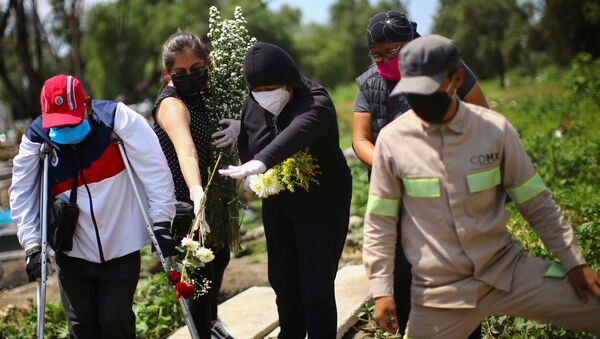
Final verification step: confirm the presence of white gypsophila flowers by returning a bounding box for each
[181,236,200,252]
[205,6,256,124]
[250,169,284,198]
[196,247,215,263]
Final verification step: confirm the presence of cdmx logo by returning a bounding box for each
[470,152,500,165]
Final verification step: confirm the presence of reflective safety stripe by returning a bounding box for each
[506,174,546,204]
[467,166,501,193]
[366,195,400,217]
[545,262,567,278]
[402,178,440,198]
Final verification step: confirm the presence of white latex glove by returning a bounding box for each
[219,160,266,179]
[190,185,211,235]
[243,175,259,192]
[211,119,241,149]
[190,185,205,216]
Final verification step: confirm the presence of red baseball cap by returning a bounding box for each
[40,75,87,129]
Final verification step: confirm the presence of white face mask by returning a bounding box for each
[251,87,291,116]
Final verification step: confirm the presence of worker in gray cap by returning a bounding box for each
[362,34,600,338]
[354,12,487,337]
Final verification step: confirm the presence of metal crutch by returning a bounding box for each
[37,143,51,338]
[112,134,200,339]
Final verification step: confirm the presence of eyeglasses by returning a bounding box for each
[369,46,404,62]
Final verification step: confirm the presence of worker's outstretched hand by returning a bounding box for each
[374,296,399,334]
[568,264,600,303]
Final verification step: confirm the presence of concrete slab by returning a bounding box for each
[169,265,371,339]
[170,286,278,339]
[334,265,371,338]
[265,265,371,339]
[0,275,61,309]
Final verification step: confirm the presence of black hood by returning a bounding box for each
[243,42,303,89]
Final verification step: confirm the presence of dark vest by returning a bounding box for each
[26,100,119,196]
[355,65,410,143]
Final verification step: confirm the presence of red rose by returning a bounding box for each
[167,270,182,285]
[175,281,195,299]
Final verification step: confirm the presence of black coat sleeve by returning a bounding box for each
[252,90,336,169]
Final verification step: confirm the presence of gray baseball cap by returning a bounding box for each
[390,34,460,96]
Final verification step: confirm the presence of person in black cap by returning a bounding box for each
[353,10,488,337]
[219,42,352,338]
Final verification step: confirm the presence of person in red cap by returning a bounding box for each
[9,74,178,338]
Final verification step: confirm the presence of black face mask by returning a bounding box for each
[406,91,452,124]
[171,68,208,97]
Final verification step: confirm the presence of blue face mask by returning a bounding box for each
[49,119,91,144]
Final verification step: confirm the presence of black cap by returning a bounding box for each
[243,42,302,89]
[366,11,417,48]
[391,35,461,96]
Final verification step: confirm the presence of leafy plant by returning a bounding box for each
[0,301,68,338]
[133,272,185,338]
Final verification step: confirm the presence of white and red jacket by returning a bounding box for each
[9,100,176,263]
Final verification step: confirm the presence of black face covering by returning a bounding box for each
[406,91,452,124]
[171,68,208,97]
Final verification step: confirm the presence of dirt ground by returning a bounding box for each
[0,252,269,311]
[0,233,375,338]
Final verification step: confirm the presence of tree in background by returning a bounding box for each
[83,0,301,104]
[82,0,212,102]
[50,0,85,80]
[530,0,600,64]
[224,0,302,60]
[433,0,532,87]
[3,0,600,121]
[0,0,88,120]
[293,0,407,88]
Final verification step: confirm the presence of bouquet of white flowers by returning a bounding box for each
[203,6,256,253]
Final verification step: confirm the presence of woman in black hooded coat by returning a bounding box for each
[220,42,352,338]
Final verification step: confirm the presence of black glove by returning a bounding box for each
[25,245,52,282]
[152,221,178,258]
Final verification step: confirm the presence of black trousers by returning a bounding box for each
[263,180,352,339]
[56,251,140,339]
[188,246,231,338]
[394,237,482,339]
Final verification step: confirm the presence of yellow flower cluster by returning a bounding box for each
[250,149,320,198]
[277,149,320,192]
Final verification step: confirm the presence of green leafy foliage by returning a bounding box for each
[349,159,369,217]
[0,270,186,338]
[0,301,68,338]
[478,58,600,339]
[133,272,185,338]
[564,53,600,105]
